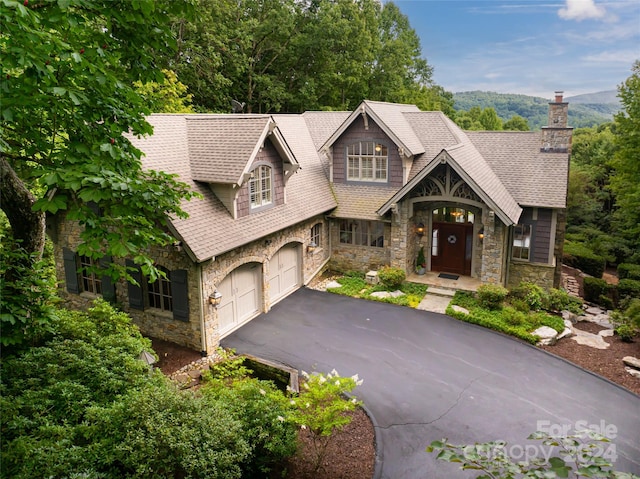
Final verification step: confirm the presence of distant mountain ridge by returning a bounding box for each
[453,90,620,130]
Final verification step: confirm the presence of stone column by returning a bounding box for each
[480,210,506,284]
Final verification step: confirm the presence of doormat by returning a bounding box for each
[438,273,459,280]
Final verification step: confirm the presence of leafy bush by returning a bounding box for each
[563,241,605,278]
[509,297,531,313]
[547,288,583,314]
[618,263,640,280]
[326,276,366,296]
[583,277,612,305]
[477,284,508,310]
[416,246,426,269]
[618,279,640,303]
[509,282,548,311]
[502,306,527,326]
[203,378,297,477]
[377,266,406,290]
[611,299,640,342]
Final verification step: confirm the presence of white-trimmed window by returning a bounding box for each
[249,165,272,209]
[148,266,173,312]
[311,223,322,248]
[79,255,102,294]
[347,141,388,182]
[339,220,384,247]
[513,224,532,260]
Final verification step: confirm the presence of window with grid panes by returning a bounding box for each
[249,165,272,209]
[79,255,102,294]
[148,266,173,312]
[513,224,532,260]
[339,220,384,247]
[347,141,388,182]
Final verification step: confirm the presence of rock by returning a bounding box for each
[557,327,574,340]
[625,367,640,379]
[563,319,574,329]
[584,306,605,315]
[365,271,379,285]
[370,291,391,298]
[570,330,610,350]
[562,311,579,323]
[598,329,614,338]
[326,280,342,289]
[390,290,405,298]
[451,305,469,315]
[533,326,559,346]
[622,356,640,370]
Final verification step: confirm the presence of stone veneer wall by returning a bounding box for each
[328,220,391,272]
[389,202,410,271]
[480,210,506,284]
[508,261,556,289]
[553,208,567,288]
[51,214,330,354]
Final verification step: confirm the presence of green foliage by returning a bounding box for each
[427,429,639,479]
[477,283,509,310]
[583,277,613,306]
[0,233,58,349]
[326,275,367,297]
[611,61,640,256]
[201,348,253,384]
[327,273,427,307]
[1,0,198,285]
[618,263,640,281]
[289,369,362,471]
[611,299,640,342]
[503,114,530,131]
[618,279,640,304]
[202,378,297,477]
[509,282,548,311]
[453,91,617,129]
[134,69,195,113]
[417,246,426,268]
[547,288,583,314]
[377,266,406,290]
[563,241,605,278]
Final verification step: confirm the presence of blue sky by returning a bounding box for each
[394,0,640,98]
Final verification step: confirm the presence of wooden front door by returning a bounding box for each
[431,222,472,275]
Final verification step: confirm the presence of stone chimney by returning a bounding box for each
[541,91,572,153]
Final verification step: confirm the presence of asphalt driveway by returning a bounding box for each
[222,288,640,478]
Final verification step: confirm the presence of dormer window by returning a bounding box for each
[249,165,272,209]
[347,141,388,182]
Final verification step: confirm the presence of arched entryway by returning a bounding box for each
[430,207,474,276]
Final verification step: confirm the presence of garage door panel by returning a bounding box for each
[218,263,261,337]
[270,244,301,303]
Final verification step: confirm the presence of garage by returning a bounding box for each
[218,262,262,338]
[268,243,302,304]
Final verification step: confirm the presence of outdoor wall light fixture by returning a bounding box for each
[478,227,485,241]
[307,241,317,254]
[375,144,382,152]
[416,222,425,236]
[208,290,223,307]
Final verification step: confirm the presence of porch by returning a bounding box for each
[406,270,481,293]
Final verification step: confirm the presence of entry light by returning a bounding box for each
[209,290,222,307]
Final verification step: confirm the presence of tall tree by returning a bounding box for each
[610,60,640,257]
[1,0,196,345]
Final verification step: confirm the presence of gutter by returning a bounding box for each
[198,263,208,356]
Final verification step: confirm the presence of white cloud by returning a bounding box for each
[558,0,607,21]
[582,49,640,64]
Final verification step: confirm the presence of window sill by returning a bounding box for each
[146,308,174,320]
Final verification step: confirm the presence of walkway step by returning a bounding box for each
[427,287,456,298]
[417,294,451,313]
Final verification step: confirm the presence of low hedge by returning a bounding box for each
[583,277,613,307]
[618,279,640,303]
[563,242,605,278]
[618,263,640,281]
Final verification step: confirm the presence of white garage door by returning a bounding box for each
[268,243,302,304]
[218,262,262,338]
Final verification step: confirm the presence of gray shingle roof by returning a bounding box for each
[187,115,271,184]
[132,114,336,262]
[329,184,398,220]
[303,111,351,150]
[466,131,568,208]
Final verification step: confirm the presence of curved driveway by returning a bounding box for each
[222,288,640,478]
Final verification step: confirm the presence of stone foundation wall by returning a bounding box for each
[480,211,506,284]
[508,261,556,289]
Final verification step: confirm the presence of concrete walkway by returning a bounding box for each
[222,288,640,478]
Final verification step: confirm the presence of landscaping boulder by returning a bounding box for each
[533,326,559,346]
[622,356,640,370]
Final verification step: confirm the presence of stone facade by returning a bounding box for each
[52,213,330,354]
[328,220,391,272]
[508,261,557,289]
[480,210,506,284]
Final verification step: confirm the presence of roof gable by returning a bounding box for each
[319,100,425,156]
[187,115,298,185]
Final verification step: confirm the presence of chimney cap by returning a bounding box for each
[554,91,564,102]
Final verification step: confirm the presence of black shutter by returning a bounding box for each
[99,255,115,303]
[126,259,144,310]
[63,248,79,294]
[170,269,190,322]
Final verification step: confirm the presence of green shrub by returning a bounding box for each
[502,306,527,326]
[203,378,297,477]
[611,300,640,342]
[508,282,548,311]
[377,266,406,290]
[563,241,605,278]
[547,288,583,314]
[477,284,509,310]
[508,297,531,313]
[583,277,612,305]
[618,263,640,280]
[618,278,640,303]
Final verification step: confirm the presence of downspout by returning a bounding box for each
[198,263,208,356]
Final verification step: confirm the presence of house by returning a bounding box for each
[52,93,572,354]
